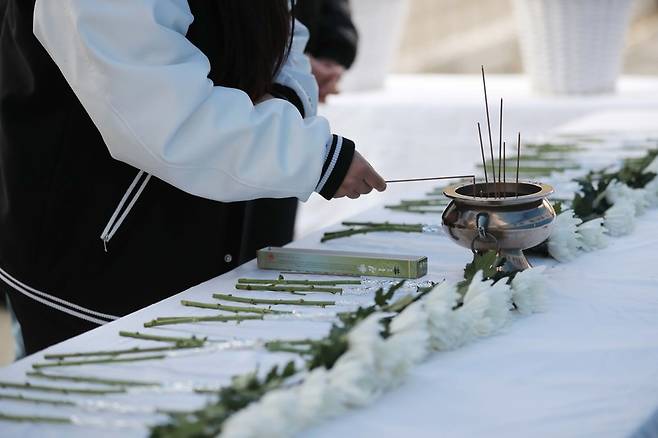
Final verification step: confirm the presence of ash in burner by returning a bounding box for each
[455,182,542,199]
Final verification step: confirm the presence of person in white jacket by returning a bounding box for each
[0,0,385,353]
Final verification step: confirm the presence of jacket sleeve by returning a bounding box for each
[274,19,319,118]
[33,0,339,202]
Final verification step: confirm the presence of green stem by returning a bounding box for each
[32,354,167,369]
[0,412,70,424]
[525,142,581,153]
[264,339,316,354]
[265,345,311,354]
[213,293,334,307]
[397,200,448,206]
[476,164,580,174]
[237,278,361,286]
[144,315,262,328]
[181,300,290,314]
[270,338,315,345]
[119,331,207,344]
[0,393,75,406]
[384,205,442,214]
[235,284,342,294]
[26,371,159,387]
[321,225,424,242]
[0,381,125,395]
[44,344,198,360]
[383,294,415,313]
[342,221,425,228]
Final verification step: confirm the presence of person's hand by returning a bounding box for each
[334,151,386,199]
[309,56,344,103]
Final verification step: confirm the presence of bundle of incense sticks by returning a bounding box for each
[476,65,522,198]
[385,66,523,199]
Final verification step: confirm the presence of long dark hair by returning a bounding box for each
[186,0,294,102]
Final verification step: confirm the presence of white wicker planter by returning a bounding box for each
[340,0,410,91]
[513,0,635,95]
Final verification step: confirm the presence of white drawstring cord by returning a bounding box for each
[0,267,115,325]
[0,170,154,324]
[100,170,151,251]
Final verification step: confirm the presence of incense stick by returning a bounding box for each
[481,66,497,197]
[385,175,475,184]
[516,132,521,197]
[503,140,506,191]
[498,98,503,197]
[477,122,488,197]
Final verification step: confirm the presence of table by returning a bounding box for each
[1,75,658,438]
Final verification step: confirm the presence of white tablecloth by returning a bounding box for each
[2,75,658,438]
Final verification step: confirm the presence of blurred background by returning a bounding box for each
[394,0,658,75]
[2,0,657,366]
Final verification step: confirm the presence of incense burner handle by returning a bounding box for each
[470,212,499,253]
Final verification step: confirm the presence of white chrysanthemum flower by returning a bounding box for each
[547,210,583,262]
[577,218,609,251]
[605,180,649,215]
[222,389,299,438]
[604,199,636,237]
[643,176,658,207]
[644,155,658,174]
[510,266,547,315]
[425,282,471,350]
[296,368,342,424]
[382,300,430,384]
[328,314,385,407]
[461,271,512,337]
[328,352,382,407]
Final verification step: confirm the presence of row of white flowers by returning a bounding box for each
[221,269,547,438]
[548,156,658,261]
[220,154,658,438]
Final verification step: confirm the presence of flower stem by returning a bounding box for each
[181,300,291,314]
[383,294,416,313]
[26,371,159,387]
[264,340,315,354]
[44,344,197,360]
[321,224,424,242]
[143,314,262,328]
[0,393,75,406]
[235,284,342,294]
[384,205,442,214]
[264,344,311,355]
[0,412,70,424]
[32,354,167,369]
[212,293,334,307]
[119,331,207,345]
[237,278,361,286]
[0,381,125,395]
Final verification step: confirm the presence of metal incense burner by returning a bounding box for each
[442,181,556,272]
[386,66,557,272]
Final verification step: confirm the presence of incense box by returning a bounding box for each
[257,247,428,279]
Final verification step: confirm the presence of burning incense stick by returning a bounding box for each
[516,132,521,197]
[498,98,503,197]
[481,66,497,197]
[503,140,507,190]
[477,122,489,197]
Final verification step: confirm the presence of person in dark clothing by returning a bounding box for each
[296,0,359,102]
[0,0,386,354]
